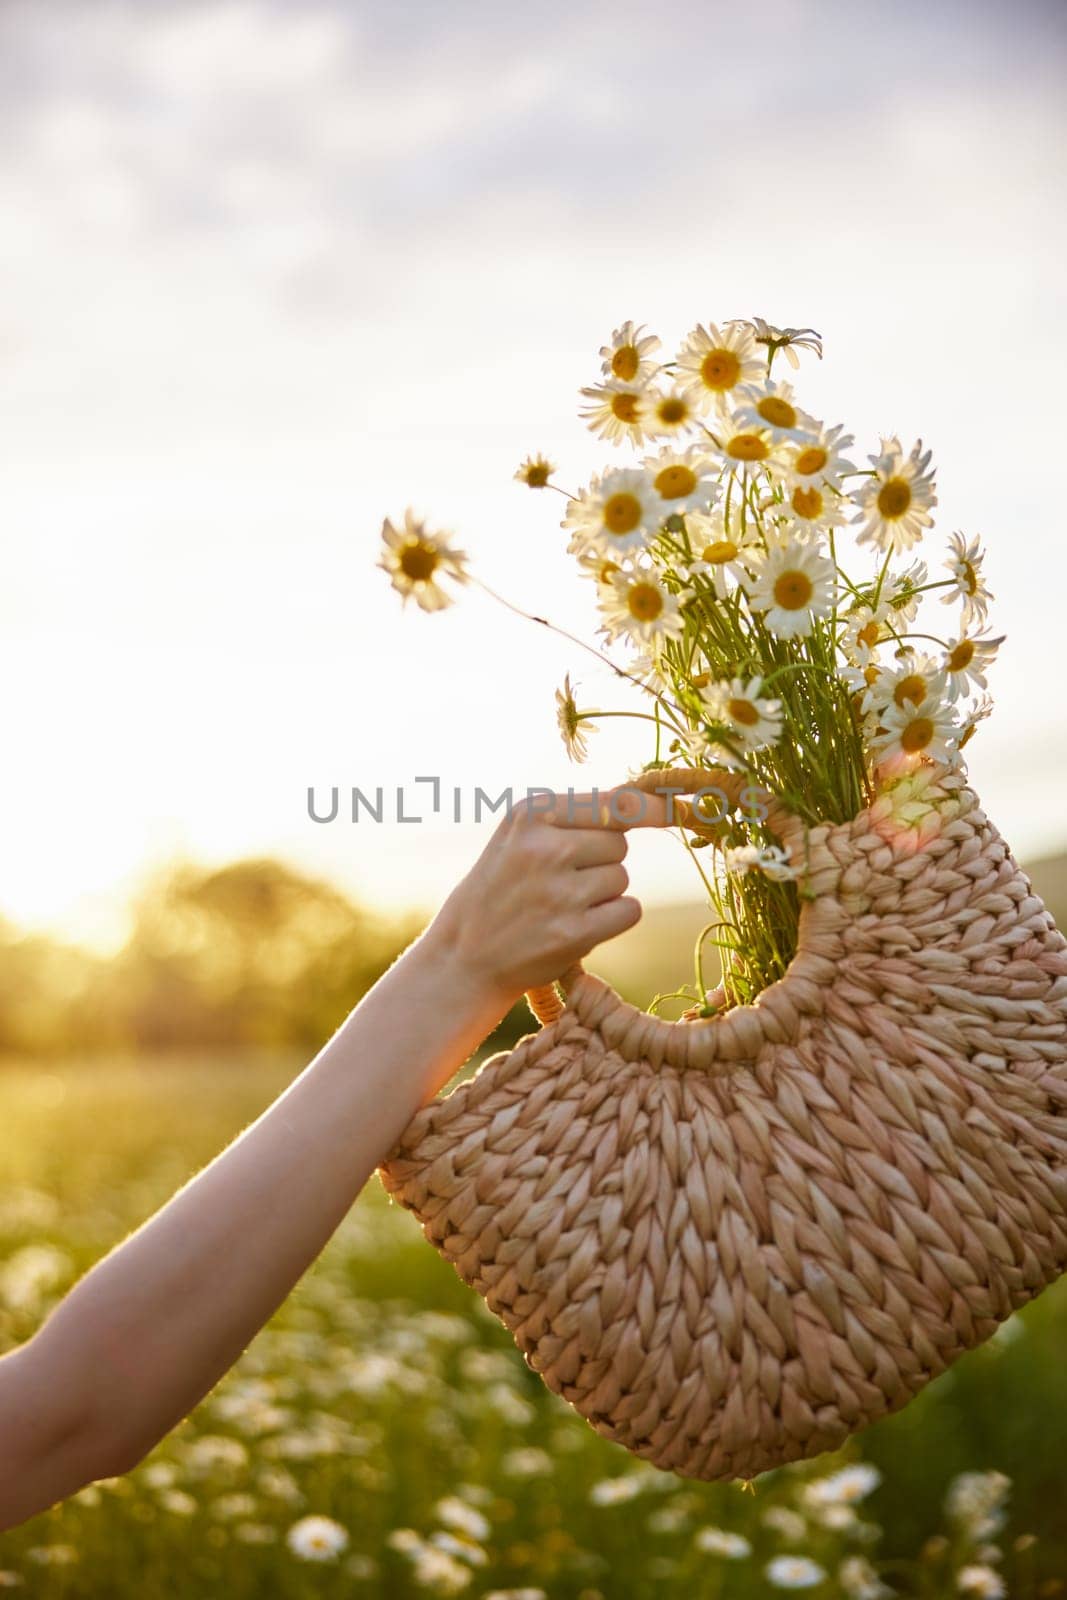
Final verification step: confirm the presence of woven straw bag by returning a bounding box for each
[378,766,1067,1481]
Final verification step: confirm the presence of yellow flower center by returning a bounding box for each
[610,391,641,423]
[612,345,640,381]
[893,673,927,707]
[657,395,688,424]
[877,477,912,519]
[603,492,643,535]
[794,444,827,476]
[948,639,975,671]
[726,431,769,462]
[523,461,550,487]
[900,716,935,754]
[691,671,710,688]
[959,721,977,749]
[597,559,619,584]
[772,570,814,610]
[758,396,797,428]
[791,485,823,519]
[960,560,977,595]
[627,582,664,622]
[856,620,881,650]
[700,349,740,390]
[399,542,439,582]
[702,539,738,564]
[654,464,698,499]
[727,697,760,727]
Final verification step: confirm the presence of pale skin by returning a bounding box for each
[0,785,669,1531]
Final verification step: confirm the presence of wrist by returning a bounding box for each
[415,913,520,1031]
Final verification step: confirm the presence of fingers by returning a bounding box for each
[575,862,629,908]
[514,785,675,832]
[573,895,642,948]
[569,829,628,867]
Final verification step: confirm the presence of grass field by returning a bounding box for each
[0,1057,1064,1598]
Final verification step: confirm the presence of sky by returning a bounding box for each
[1,0,1065,947]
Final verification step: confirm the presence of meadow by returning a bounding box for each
[0,1056,1063,1598]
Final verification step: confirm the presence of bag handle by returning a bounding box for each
[524,767,809,1026]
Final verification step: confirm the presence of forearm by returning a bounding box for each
[1,922,512,1525]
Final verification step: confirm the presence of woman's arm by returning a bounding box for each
[0,786,664,1530]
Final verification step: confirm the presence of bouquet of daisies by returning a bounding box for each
[380,316,1001,1014]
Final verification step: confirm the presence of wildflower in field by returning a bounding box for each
[762,1506,808,1542]
[957,1566,1006,1599]
[485,1381,536,1424]
[212,1492,258,1519]
[25,1547,78,1566]
[942,532,994,628]
[642,444,720,513]
[675,320,765,413]
[599,320,662,384]
[500,1446,554,1478]
[700,675,784,751]
[945,1471,1011,1540]
[285,1514,350,1561]
[0,1572,22,1588]
[744,534,837,638]
[429,1531,488,1568]
[839,1554,894,1599]
[0,1243,72,1309]
[257,1467,303,1503]
[647,1504,692,1534]
[942,632,1003,700]
[851,435,937,554]
[379,509,469,612]
[514,453,556,489]
[600,571,684,647]
[579,379,654,447]
[412,1545,474,1592]
[589,1475,644,1506]
[485,1591,549,1600]
[564,466,663,556]
[234,1523,278,1544]
[556,674,595,763]
[766,1554,829,1587]
[694,1526,753,1557]
[434,1496,490,1542]
[158,1489,198,1516]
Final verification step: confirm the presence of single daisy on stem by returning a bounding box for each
[675,320,765,414]
[744,534,837,639]
[851,435,937,555]
[378,510,469,612]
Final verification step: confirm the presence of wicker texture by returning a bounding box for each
[378,769,1067,1481]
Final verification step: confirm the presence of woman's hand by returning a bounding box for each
[427,784,670,1012]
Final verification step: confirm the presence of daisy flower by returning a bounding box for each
[286,1515,350,1562]
[943,631,1003,700]
[958,693,994,751]
[724,843,798,881]
[745,535,837,639]
[766,1554,829,1588]
[514,453,555,489]
[776,421,857,491]
[600,570,684,648]
[563,467,661,556]
[851,435,937,555]
[838,1555,894,1600]
[770,475,852,536]
[379,510,469,613]
[714,410,781,471]
[804,1464,882,1504]
[871,692,959,765]
[576,549,627,588]
[701,676,784,751]
[685,511,760,598]
[863,651,947,717]
[727,316,823,368]
[957,1567,1006,1600]
[641,445,720,514]
[554,673,595,763]
[642,385,704,439]
[732,378,818,441]
[884,559,928,623]
[840,600,893,667]
[675,320,765,414]
[942,532,994,628]
[598,319,662,384]
[579,379,654,447]
[694,1526,753,1557]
